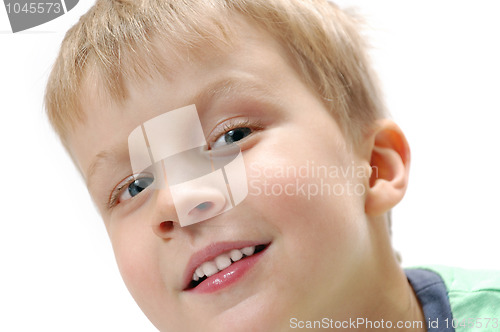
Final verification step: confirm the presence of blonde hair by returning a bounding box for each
[45,0,386,146]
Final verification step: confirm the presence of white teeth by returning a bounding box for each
[229,249,243,262]
[215,254,232,270]
[195,267,204,279]
[191,245,261,282]
[201,261,219,277]
[241,246,255,256]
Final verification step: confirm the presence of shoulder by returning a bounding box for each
[411,266,500,320]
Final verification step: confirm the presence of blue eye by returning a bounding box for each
[212,127,252,149]
[127,177,154,197]
[116,176,154,203]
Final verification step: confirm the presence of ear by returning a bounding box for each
[365,119,410,217]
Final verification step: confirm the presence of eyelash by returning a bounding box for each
[107,118,263,209]
[208,118,263,149]
[108,174,149,209]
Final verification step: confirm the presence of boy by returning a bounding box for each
[45,0,500,331]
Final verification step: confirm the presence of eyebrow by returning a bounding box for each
[86,149,123,192]
[85,76,278,194]
[194,75,277,111]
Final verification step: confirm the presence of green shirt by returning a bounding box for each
[417,266,500,331]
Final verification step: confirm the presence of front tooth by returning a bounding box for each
[193,273,199,281]
[195,267,205,278]
[215,254,232,270]
[229,249,243,262]
[201,261,218,277]
[241,246,255,256]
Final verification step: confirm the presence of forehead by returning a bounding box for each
[79,14,291,117]
[77,16,290,131]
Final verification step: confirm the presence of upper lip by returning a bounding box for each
[182,241,268,291]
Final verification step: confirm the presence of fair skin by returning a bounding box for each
[67,16,424,332]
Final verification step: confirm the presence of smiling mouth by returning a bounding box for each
[185,244,269,291]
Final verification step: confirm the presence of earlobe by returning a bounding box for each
[365,120,411,217]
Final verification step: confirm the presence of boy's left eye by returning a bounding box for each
[211,127,253,149]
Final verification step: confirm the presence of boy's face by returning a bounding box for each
[67,17,374,331]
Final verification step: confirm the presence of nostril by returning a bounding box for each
[193,202,213,211]
[159,220,174,232]
[174,188,227,226]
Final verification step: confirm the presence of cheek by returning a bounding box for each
[244,161,370,310]
[248,168,361,239]
[107,223,167,308]
[106,206,160,284]
[245,136,365,223]
[112,232,151,287]
[243,138,370,278]
[246,152,365,241]
[109,229,184,329]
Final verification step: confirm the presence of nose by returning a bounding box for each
[152,184,227,238]
[151,155,233,238]
[170,184,228,227]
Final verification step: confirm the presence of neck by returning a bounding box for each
[363,265,426,331]
[279,216,427,331]
[293,261,426,332]
[359,215,426,331]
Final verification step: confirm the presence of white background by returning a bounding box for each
[1,1,499,331]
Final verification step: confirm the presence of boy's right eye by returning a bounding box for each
[110,174,154,207]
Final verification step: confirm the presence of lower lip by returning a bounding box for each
[187,247,267,294]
